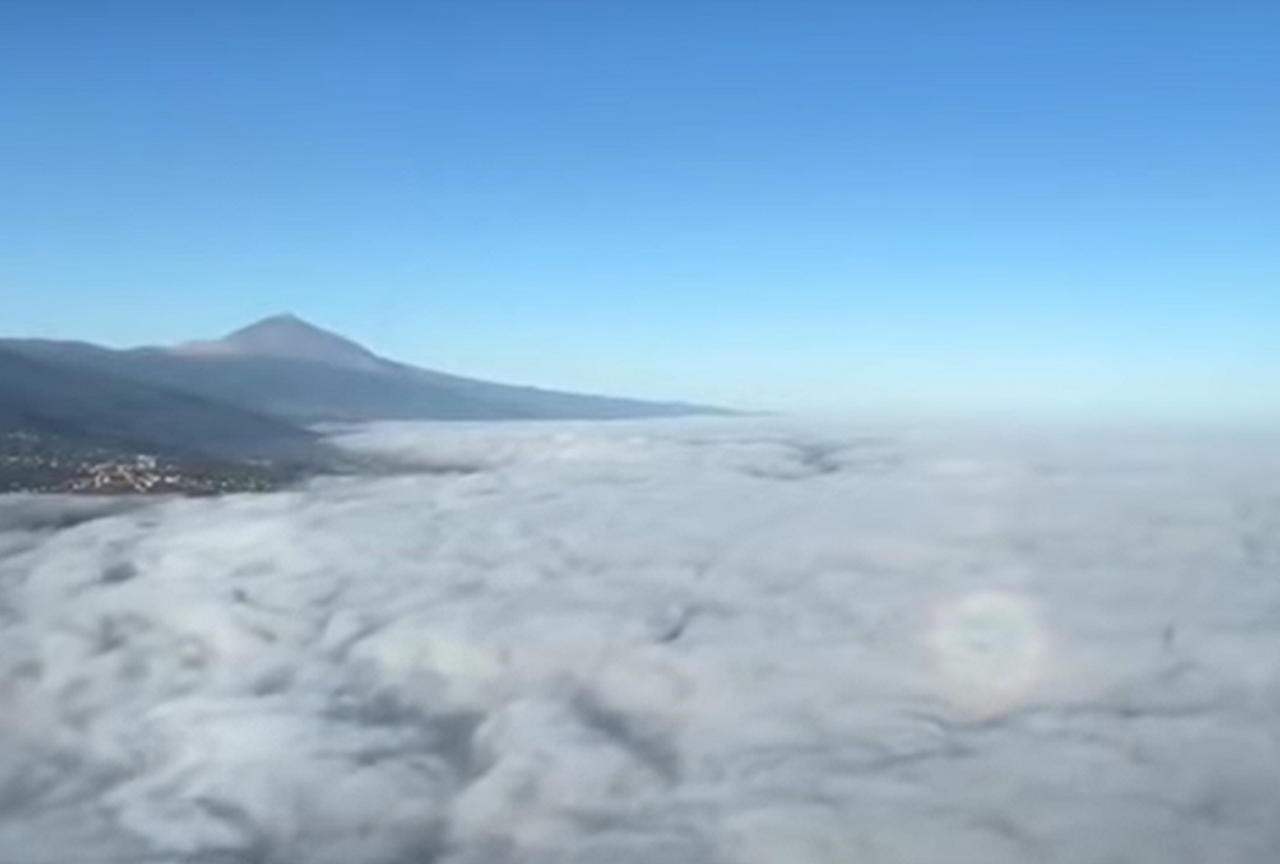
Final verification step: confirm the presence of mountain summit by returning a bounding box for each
[175,314,385,372]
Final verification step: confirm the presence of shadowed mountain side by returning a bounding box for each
[0,345,326,462]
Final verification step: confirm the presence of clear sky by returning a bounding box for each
[2,1,1277,419]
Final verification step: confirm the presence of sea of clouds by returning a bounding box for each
[1,418,1279,863]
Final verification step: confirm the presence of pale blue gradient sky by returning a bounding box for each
[2,1,1277,418]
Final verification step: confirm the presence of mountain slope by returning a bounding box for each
[0,345,325,461]
[2,316,727,424]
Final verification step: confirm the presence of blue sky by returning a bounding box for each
[2,1,1277,418]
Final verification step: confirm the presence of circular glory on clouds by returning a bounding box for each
[930,590,1051,715]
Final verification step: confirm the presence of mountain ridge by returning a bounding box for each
[1,315,729,425]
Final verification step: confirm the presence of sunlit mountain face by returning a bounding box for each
[2,418,1278,863]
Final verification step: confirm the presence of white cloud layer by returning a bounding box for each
[2,418,1280,863]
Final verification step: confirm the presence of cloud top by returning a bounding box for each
[2,418,1279,863]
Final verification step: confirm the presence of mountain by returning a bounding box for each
[175,314,384,372]
[0,344,325,462]
[2,316,726,425]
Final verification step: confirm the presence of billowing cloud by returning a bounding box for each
[2,419,1279,863]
